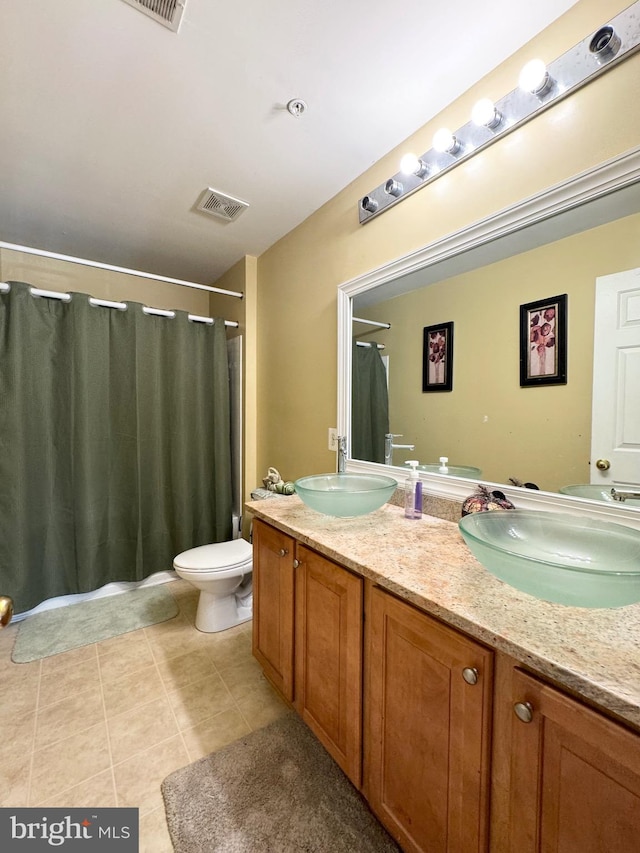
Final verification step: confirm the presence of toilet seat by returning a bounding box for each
[173,538,252,576]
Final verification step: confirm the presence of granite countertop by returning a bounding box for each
[246,496,640,730]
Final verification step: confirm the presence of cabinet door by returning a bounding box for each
[506,667,640,853]
[366,586,493,853]
[252,519,295,702]
[295,544,363,787]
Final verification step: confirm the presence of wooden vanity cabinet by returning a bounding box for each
[365,586,493,853]
[294,543,363,787]
[252,519,295,701]
[252,519,363,786]
[491,662,640,853]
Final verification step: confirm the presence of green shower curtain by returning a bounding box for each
[0,281,233,613]
[351,342,389,464]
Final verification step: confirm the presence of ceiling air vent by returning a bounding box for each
[196,188,250,223]
[121,0,186,33]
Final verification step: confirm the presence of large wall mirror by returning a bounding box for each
[337,147,640,526]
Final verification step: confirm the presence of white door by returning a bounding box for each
[591,267,640,487]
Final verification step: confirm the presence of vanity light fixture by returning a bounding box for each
[384,178,404,197]
[357,1,640,224]
[518,59,554,97]
[400,153,430,178]
[471,98,503,129]
[432,128,461,155]
[590,25,622,63]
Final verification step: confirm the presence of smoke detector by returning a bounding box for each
[121,0,187,33]
[196,188,250,223]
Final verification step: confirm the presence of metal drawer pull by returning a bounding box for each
[462,667,479,685]
[293,559,300,568]
[514,701,534,723]
[278,548,288,557]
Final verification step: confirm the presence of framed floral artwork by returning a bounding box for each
[423,321,454,392]
[519,294,567,387]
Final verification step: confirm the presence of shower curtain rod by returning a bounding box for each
[0,241,244,299]
[0,282,239,328]
[355,341,385,349]
[352,316,390,329]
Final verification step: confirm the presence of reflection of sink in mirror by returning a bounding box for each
[294,473,398,517]
[418,463,481,479]
[559,485,640,506]
[458,509,640,608]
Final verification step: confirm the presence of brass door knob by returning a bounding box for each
[596,459,611,471]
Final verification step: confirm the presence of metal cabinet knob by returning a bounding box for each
[278,548,288,557]
[462,667,479,685]
[514,701,534,723]
[596,459,611,471]
[293,559,300,568]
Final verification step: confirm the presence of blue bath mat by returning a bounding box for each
[12,585,179,663]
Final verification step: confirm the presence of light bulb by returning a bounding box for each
[471,98,502,129]
[400,153,428,178]
[432,128,460,155]
[519,59,552,95]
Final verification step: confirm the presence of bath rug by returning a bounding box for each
[12,585,178,662]
[161,711,400,853]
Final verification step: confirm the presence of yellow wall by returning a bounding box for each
[254,0,640,486]
[358,212,640,492]
[210,256,258,503]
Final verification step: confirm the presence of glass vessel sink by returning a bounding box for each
[560,484,640,506]
[458,509,640,607]
[418,463,481,479]
[294,473,398,517]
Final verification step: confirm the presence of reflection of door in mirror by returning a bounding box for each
[591,267,640,488]
[351,341,389,464]
[351,211,640,492]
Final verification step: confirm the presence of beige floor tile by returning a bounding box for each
[206,627,253,669]
[147,618,214,662]
[40,642,98,676]
[0,672,40,719]
[0,753,31,807]
[181,707,251,762]
[154,647,217,691]
[217,655,266,702]
[107,696,179,765]
[35,769,117,808]
[0,657,41,686]
[139,806,174,853]
[0,710,36,759]
[236,678,290,731]
[114,734,189,817]
[102,663,165,719]
[165,672,235,730]
[97,628,151,658]
[39,656,101,708]
[35,688,105,750]
[99,637,155,683]
[30,721,111,805]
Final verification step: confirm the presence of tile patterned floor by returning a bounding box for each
[0,580,289,852]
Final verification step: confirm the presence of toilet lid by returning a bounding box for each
[173,538,253,572]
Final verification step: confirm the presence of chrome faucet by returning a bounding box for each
[611,488,640,502]
[337,435,347,473]
[384,433,415,466]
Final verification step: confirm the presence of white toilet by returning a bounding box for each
[173,537,253,633]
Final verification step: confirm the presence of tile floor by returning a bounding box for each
[0,580,289,851]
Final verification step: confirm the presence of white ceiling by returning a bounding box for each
[1,0,579,285]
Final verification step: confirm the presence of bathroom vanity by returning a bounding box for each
[246,497,640,853]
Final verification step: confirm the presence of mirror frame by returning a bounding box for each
[338,145,640,529]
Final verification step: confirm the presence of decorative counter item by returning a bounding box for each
[461,484,515,517]
[262,466,295,495]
